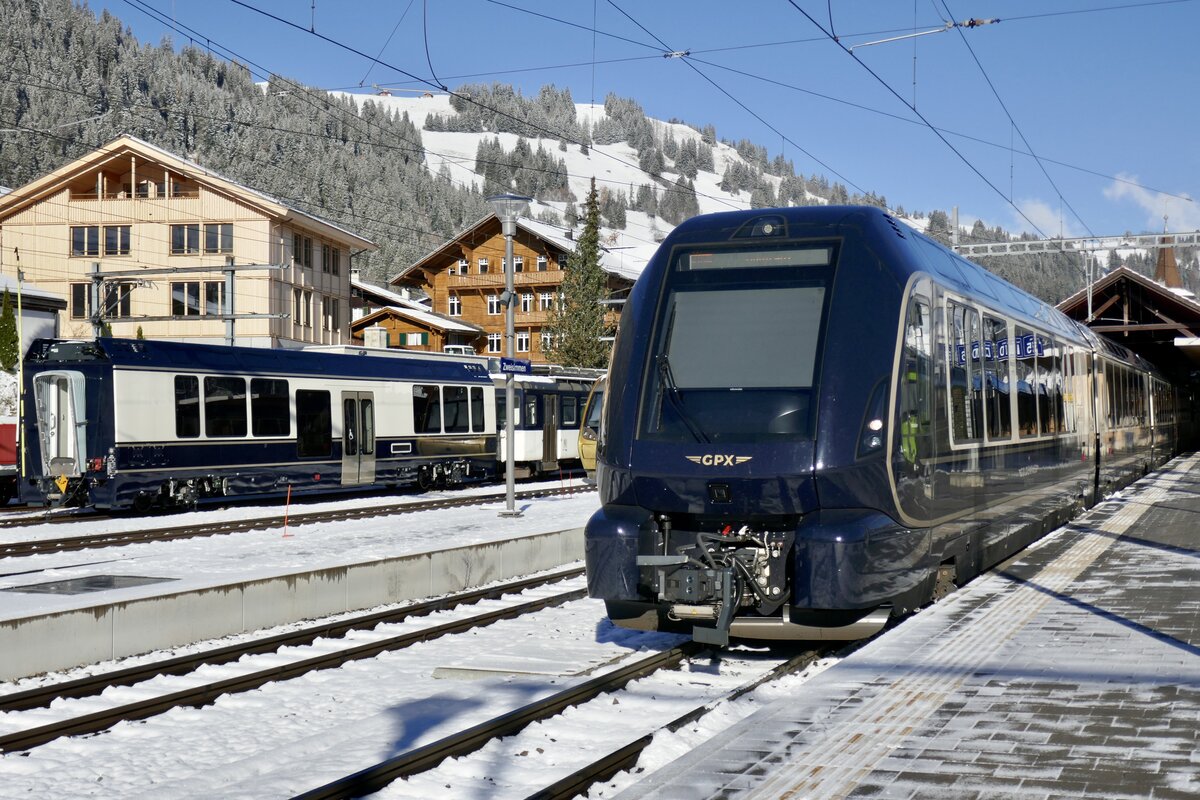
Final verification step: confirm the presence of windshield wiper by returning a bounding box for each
[656,354,710,443]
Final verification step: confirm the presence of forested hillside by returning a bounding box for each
[0,0,1189,299]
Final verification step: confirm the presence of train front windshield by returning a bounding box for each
[640,244,833,443]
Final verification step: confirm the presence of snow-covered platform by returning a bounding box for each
[619,453,1200,799]
[0,486,598,681]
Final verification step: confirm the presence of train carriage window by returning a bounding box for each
[946,301,981,442]
[443,386,470,433]
[297,390,331,457]
[251,378,289,437]
[470,387,485,433]
[525,395,539,427]
[1034,337,1059,434]
[204,377,247,437]
[967,308,984,440]
[1014,326,1039,437]
[562,396,578,426]
[897,290,933,470]
[361,398,375,455]
[343,398,358,456]
[983,316,1011,440]
[174,376,200,438]
[413,385,442,433]
[1105,361,1116,429]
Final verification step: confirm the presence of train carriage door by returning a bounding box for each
[340,391,376,485]
[33,371,87,478]
[542,393,559,465]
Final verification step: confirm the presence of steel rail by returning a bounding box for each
[0,566,584,713]
[292,642,707,800]
[524,646,831,800]
[0,485,593,558]
[0,579,588,753]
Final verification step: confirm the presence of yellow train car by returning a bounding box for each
[579,375,607,483]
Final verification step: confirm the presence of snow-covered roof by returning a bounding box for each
[353,304,483,334]
[0,274,66,308]
[351,274,431,311]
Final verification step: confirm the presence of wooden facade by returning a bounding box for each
[349,306,484,353]
[0,136,374,348]
[391,215,630,364]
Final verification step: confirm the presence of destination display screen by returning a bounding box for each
[681,246,832,271]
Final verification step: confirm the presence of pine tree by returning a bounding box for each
[545,179,610,368]
[0,290,16,372]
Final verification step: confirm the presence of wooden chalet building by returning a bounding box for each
[349,273,484,352]
[390,214,635,364]
[0,135,375,348]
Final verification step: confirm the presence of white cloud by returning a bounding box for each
[1010,198,1081,239]
[1104,175,1200,232]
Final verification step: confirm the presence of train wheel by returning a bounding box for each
[417,467,434,492]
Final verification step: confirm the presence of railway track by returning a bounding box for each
[0,567,586,752]
[295,645,832,800]
[0,484,593,558]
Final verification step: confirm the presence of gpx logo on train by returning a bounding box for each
[686,455,753,466]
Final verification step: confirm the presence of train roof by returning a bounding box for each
[24,338,494,383]
[664,205,1091,345]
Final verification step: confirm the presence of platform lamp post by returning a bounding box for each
[486,193,532,518]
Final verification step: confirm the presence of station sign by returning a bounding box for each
[499,357,532,375]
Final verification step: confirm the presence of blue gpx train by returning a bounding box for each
[585,206,1178,645]
[20,338,594,511]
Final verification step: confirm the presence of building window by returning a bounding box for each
[540,331,552,352]
[103,284,132,318]
[322,297,340,332]
[321,245,341,274]
[170,224,200,255]
[448,294,461,316]
[478,257,489,274]
[521,293,533,313]
[104,225,130,256]
[516,331,530,353]
[204,281,225,316]
[303,291,312,327]
[401,332,429,346]
[456,258,468,274]
[70,283,91,319]
[537,255,548,271]
[204,223,232,254]
[513,255,524,272]
[487,333,501,353]
[487,294,501,315]
[171,282,201,316]
[539,292,554,311]
[293,231,313,268]
[71,226,99,257]
[293,288,303,326]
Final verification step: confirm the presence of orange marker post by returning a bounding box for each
[282,484,293,538]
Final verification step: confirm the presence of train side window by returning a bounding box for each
[470,387,485,433]
[562,396,578,426]
[967,308,984,440]
[297,390,331,457]
[174,376,200,438]
[1014,326,1039,437]
[525,395,538,427]
[983,316,1011,439]
[413,385,442,433]
[343,398,358,456]
[946,301,981,442]
[1105,361,1116,429]
[251,378,289,437]
[443,386,470,433]
[1035,336,1059,434]
[897,291,932,469]
[204,377,247,437]
[361,398,375,455]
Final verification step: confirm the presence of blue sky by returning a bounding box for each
[97,0,1199,239]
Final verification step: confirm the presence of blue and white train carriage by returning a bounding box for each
[21,338,497,510]
[497,373,595,477]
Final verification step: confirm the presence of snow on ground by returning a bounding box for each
[0,479,599,620]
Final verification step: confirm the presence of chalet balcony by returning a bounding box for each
[447,270,563,289]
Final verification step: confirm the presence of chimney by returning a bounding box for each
[1155,217,1182,288]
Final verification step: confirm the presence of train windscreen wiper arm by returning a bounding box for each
[657,354,710,443]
